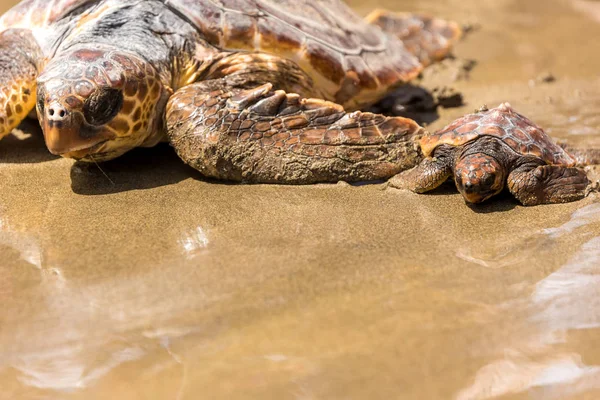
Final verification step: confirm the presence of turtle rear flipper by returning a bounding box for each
[0,29,40,140]
[165,54,424,184]
[367,10,462,66]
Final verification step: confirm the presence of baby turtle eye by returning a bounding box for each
[483,174,496,187]
[83,88,124,126]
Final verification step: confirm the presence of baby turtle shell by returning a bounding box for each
[419,103,577,166]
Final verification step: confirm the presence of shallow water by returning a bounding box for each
[1,0,600,399]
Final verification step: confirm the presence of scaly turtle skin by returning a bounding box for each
[0,0,460,176]
[0,1,593,205]
[390,103,593,205]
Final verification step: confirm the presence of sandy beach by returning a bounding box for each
[1,0,600,398]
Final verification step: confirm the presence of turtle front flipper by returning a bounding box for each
[166,80,424,184]
[507,163,591,206]
[388,156,452,193]
[366,10,462,66]
[0,29,41,140]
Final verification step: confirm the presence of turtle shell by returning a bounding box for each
[1,0,422,108]
[0,0,100,57]
[0,0,94,30]
[163,0,422,107]
[419,103,576,166]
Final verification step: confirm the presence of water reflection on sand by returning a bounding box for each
[458,208,600,400]
[2,0,600,398]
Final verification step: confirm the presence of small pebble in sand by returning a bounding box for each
[529,72,556,87]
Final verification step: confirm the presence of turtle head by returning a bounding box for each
[37,49,167,161]
[454,153,506,203]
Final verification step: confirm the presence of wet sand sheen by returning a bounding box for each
[1,0,600,399]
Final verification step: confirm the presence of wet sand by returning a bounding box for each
[1,0,600,399]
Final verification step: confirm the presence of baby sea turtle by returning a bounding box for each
[0,1,593,205]
[390,103,592,205]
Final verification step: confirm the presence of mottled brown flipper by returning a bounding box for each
[388,157,452,192]
[166,78,424,184]
[366,10,462,66]
[508,164,591,206]
[0,29,40,139]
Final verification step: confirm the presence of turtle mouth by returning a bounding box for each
[43,114,117,159]
[462,191,492,204]
[456,179,502,204]
[61,139,110,160]
[460,186,502,204]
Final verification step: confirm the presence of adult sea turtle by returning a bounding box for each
[0,0,594,205]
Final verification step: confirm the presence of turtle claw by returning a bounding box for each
[248,90,287,115]
[227,83,273,109]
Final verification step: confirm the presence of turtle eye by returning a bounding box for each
[36,91,45,114]
[483,173,496,187]
[83,88,123,126]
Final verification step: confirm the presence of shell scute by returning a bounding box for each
[306,39,346,86]
[503,137,519,150]
[455,122,481,134]
[344,56,378,91]
[487,111,510,126]
[223,11,256,47]
[511,128,529,142]
[439,113,482,134]
[478,125,505,137]
[527,143,543,158]
[511,114,534,131]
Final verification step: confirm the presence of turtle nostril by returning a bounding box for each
[47,104,69,121]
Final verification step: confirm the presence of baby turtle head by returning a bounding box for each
[454,153,506,203]
[37,49,167,161]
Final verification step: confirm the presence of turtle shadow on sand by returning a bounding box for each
[0,121,60,164]
[369,83,465,126]
[70,144,201,195]
[466,193,519,213]
[370,84,441,126]
[412,182,519,213]
[70,83,461,196]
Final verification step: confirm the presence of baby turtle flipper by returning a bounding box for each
[166,80,424,184]
[507,164,590,206]
[388,157,452,193]
[0,29,41,140]
[366,10,462,67]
